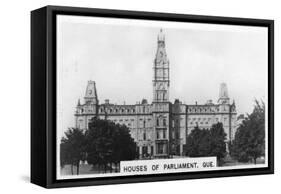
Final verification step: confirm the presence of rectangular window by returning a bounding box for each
[156,143,166,154]
[150,146,154,155]
[175,131,179,139]
[142,146,148,157]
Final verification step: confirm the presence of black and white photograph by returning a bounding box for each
[56,14,269,179]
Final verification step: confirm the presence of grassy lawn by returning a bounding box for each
[222,157,265,166]
[61,163,120,176]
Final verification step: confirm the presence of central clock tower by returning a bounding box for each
[152,29,171,158]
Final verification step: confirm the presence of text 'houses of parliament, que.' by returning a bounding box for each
[74,29,238,158]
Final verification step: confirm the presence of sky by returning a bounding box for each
[57,15,268,135]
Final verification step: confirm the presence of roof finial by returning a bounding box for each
[219,82,229,99]
[158,28,165,42]
[218,82,230,104]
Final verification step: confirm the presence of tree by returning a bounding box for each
[209,123,227,164]
[60,128,86,175]
[111,124,139,172]
[185,126,210,157]
[185,123,227,165]
[230,100,265,164]
[86,118,138,173]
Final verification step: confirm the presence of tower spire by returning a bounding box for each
[158,28,165,42]
[155,29,168,64]
[153,29,170,102]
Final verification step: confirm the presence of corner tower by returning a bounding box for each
[75,81,99,130]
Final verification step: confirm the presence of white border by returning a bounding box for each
[56,14,269,180]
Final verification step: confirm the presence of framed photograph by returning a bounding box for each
[31,5,274,188]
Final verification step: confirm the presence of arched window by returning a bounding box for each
[143,120,146,128]
[163,118,166,127]
[143,132,146,140]
[156,118,159,126]
[143,106,145,113]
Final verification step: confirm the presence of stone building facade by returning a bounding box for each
[74,30,237,158]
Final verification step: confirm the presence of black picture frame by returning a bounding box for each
[31,5,274,188]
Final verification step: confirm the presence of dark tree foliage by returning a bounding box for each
[60,128,86,175]
[209,123,227,162]
[230,100,265,164]
[185,123,227,165]
[86,118,138,173]
[185,126,210,157]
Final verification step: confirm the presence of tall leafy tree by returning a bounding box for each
[60,128,86,175]
[185,126,210,157]
[86,118,138,173]
[230,100,265,164]
[209,122,227,163]
[111,124,138,172]
[185,123,227,165]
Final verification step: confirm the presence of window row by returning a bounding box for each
[188,107,219,113]
[99,106,151,114]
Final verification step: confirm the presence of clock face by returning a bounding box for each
[157,83,165,90]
